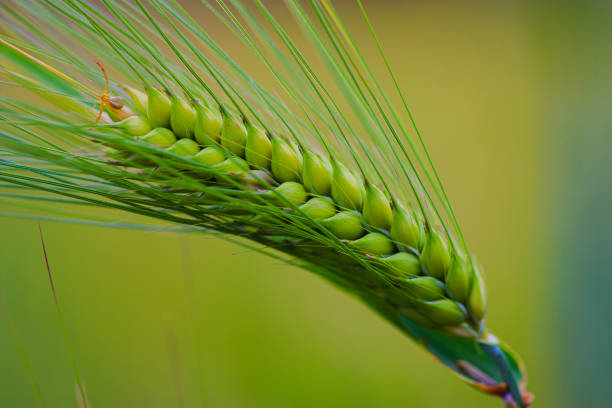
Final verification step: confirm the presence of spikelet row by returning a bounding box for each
[107,86,487,334]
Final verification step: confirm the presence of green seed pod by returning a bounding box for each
[363,184,392,230]
[468,264,487,321]
[168,138,199,157]
[351,232,394,255]
[116,115,151,137]
[274,181,307,206]
[302,151,331,195]
[390,206,422,251]
[220,112,247,157]
[194,104,223,145]
[192,146,226,167]
[383,252,420,277]
[213,157,249,175]
[237,170,275,189]
[146,87,172,128]
[140,128,176,148]
[124,86,148,115]
[398,276,445,300]
[331,161,363,210]
[170,97,197,139]
[271,137,301,182]
[419,299,467,326]
[245,124,272,169]
[446,255,472,303]
[299,197,336,220]
[400,307,435,328]
[421,231,451,280]
[320,210,363,240]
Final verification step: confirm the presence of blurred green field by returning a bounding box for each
[1,1,610,407]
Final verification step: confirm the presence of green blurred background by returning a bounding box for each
[1,1,610,407]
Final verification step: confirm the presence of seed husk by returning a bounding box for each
[302,151,331,195]
[320,210,363,240]
[351,232,395,255]
[390,206,422,251]
[170,97,197,139]
[468,264,487,322]
[421,231,451,280]
[212,156,249,175]
[245,124,272,169]
[146,87,172,128]
[299,197,336,220]
[194,104,223,145]
[446,255,472,303]
[119,115,151,136]
[140,127,176,148]
[220,111,247,157]
[419,299,467,326]
[274,181,307,205]
[383,252,421,277]
[363,184,392,230]
[331,160,363,210]
[192,146,226,167]
[271,137,301,182]
[124,86,148,115]
[398,276,445,300]
[168,138,199,157]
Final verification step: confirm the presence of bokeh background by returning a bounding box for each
[1,1,610,407]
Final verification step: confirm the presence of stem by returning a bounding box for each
[481,342,525,408]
